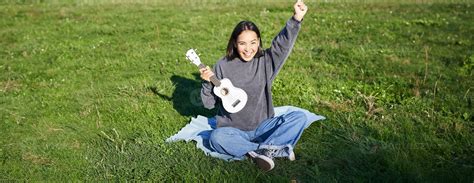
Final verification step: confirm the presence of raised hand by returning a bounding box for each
[293,0,308,22]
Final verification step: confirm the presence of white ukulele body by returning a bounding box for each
[212,78,247,113]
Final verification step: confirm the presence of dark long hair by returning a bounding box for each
[225,20,264,60]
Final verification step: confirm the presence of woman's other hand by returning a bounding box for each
[293,0,308,22]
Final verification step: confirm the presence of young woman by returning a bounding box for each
[199,0,308,171]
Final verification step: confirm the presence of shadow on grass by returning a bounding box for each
[149,73,216,117]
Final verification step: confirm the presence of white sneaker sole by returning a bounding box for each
[248,151,275,171]
[254,155,274,171]
[288,151,296,161]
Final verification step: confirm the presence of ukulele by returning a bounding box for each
[185,49,248,113]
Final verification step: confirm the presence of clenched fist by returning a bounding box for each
[293,0,308,22]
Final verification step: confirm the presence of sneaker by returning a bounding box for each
[288,150,296,161]
[248,151,275,171]
[257,145,296,161]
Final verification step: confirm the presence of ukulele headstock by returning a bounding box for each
[185,49,201,66]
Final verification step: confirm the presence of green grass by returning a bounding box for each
[1,0,473,182]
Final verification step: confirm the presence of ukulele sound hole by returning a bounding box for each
[220,88,229,96]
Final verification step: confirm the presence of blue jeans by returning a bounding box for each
[208,111,307,158]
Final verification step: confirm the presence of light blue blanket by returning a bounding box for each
[166,106,326,161]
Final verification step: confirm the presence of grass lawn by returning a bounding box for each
[1,0,473,181]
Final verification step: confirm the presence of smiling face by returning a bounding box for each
[236,30,260,62]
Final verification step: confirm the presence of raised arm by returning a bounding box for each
[266,0,308,81]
